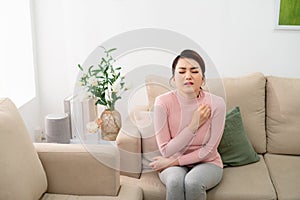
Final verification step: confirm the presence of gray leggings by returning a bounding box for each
[159,163,223,200]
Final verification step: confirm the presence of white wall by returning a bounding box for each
[0,0,36,108]
[18,97,41,141]
[28,0,300,136]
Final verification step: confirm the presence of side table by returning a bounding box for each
[70,131,116,146]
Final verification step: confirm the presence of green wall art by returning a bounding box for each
[275,0,300,30]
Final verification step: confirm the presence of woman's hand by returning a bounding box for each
[149,156,179,172]
[188,104,211,133]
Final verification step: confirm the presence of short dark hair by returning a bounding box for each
[171,49,206,78]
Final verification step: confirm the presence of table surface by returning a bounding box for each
[70,132,116,145]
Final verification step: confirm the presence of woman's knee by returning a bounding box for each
[165,173,185,190]
[159,166,187,185]
[185,178,206,193]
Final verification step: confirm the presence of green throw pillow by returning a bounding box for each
[218,106,260,167]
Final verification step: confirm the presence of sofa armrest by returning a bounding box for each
[34,143,120,196]
[41,184,143,200]
[116,117,142,178]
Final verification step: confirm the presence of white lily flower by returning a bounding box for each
[112,80,121,93]
[77,81,84,87]
[88,76,98,87]
[86,121,98,133]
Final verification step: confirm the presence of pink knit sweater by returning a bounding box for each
[154,90,226,168]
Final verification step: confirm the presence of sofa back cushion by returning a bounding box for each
[266,76,300,155]
[0,98,47,200]
[219,73,266,153]
[145,75,172,111]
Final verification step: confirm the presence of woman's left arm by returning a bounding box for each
[178,97,226,166]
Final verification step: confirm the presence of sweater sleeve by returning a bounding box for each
[154,97,196,158]
[178,97,226,166]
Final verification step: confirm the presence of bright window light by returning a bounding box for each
[0,0,36,108]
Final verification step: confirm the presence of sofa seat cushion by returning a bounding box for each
[207,155,276,200]
[41,185,143,200]
[0,98,47,200]
[121,156,276,200]
[121,172,166,200]
[264,153,300,200]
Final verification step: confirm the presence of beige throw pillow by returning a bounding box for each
[0,98,47,200]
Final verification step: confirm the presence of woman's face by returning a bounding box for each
[174,57,204,98]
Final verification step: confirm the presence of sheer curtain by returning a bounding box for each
[0,0,36,107]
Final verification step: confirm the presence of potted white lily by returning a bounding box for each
[77,47,126,141]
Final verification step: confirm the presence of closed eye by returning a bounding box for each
[178,70,199,74]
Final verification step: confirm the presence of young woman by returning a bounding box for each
[149,49,226,200]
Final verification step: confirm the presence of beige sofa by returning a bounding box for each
[0,98,142,200]
[117,72,300,200]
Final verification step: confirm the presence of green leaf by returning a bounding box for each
[106,48,117,53]
[88,65,94,76]
[107,101,112,109]
[78,64,83,71]
[108,79,114,85]
[92,69,101,76]
[116,73,120,80]
[96,99,106,106]
[102,57,107,64]
[99,61,104,67]
[103,65,108,74]
[95,99,101,105]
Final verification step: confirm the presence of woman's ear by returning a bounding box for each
[169,76,176,88]
[202,79,206,86]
